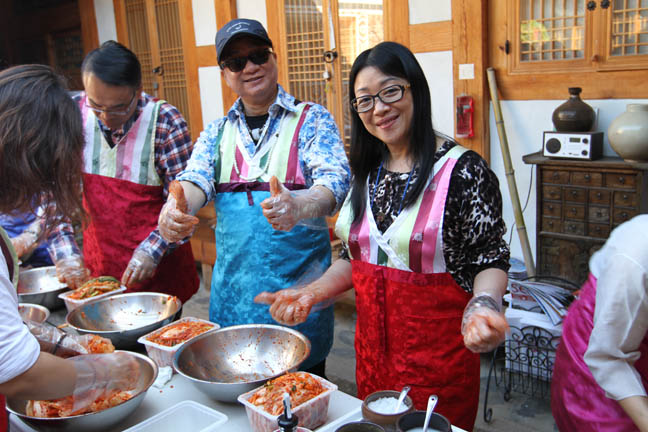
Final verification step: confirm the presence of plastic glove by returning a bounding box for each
[121,248,157,288]
[25,321,115,358]
[158,180,199,243]
[461,294,509,353]
[70,352,140,414]
[55,255,90,289]
[260,176,333,232]
[255,289,317,326]
[11,230,40,259]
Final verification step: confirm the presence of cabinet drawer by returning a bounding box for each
[564,204,585,220]
[563,187,586,203]
[542,202,561,217]
[563,221,585,236]
[589,223,610,239]
[613,208,638,224]
[589,189,610,205]
[588,206,610,223]
[605,173,636,189]
[613,190,638,208]
[572,171,602,187]
[543,185,562,201]
[543,169,570,184]
[542,217,561,233]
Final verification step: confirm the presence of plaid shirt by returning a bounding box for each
[48,93,194,264]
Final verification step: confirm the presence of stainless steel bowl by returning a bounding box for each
[18,303,50,324]
[17,266,68,310]
[6,350,158,432]
[66,292,182,348]
[174,323,311,402]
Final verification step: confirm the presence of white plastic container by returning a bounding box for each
[58,285,126,312]
[238,372,338,432]
[123,400,227,432]
[137,317,220,369]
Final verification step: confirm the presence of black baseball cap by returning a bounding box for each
[215,19,273,63]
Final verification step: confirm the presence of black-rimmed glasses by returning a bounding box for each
[219,48,273,72]
[86,92,138,116]
[350,84,411,113]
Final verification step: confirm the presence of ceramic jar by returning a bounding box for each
[608,104,648,162]
[552,87,596,132]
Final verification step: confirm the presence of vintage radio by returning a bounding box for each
[542,131,604,160]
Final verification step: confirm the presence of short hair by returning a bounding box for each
[347,41,440,221]
[0,64,85,227]
[81,40,142,88]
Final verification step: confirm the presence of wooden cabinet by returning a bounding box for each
[524,152,648,286]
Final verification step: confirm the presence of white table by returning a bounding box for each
[10,373,466,432]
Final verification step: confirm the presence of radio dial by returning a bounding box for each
[546,138,561,153]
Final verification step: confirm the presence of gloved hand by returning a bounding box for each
[25,321,114,358]
[121,248,157,288]
[260,176,334,232]
[70,352,140,414]
[11,230,40,259]
[55,255,90,289]
[461,294,509,353]
[254,289,318,326]
[158,180,199,243]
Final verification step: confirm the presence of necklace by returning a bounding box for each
[370,161,415,223]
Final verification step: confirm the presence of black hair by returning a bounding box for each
[348,41,440,222]
[81,40,141,88]
[0,64,85,227]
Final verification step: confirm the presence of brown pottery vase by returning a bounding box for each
[552,87,595,132]
[608,104,648,162]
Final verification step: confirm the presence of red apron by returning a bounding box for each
[353,260,480,431]
[82,173,198,303]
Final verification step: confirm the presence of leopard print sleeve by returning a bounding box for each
[442,148,511,293]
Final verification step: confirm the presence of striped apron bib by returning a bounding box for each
[78,96,198,303]
[336,145,480,431]
[211,103,333,369]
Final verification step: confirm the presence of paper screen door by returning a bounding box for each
[282,0,383,150]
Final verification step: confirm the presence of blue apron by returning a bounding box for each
[210,103,334,369]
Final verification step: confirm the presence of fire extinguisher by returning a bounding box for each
[456,94,474,138]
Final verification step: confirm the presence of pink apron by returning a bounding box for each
[551,273,648,431]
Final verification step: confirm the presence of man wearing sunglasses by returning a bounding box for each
[48,40,199,304]
[157,19,350,377]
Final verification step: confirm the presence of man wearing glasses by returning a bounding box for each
[157,19,350,377]
[49,40,199,304]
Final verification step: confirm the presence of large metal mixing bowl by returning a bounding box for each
[174,323,311,402]
[18,303,50,324]
[6,351,158,432]
[66,292,182,348]
[17,266,68,310]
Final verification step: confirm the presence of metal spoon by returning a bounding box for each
[422,394,438,432]
[394,385,411,414]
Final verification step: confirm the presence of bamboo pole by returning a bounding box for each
[486,67,536,277]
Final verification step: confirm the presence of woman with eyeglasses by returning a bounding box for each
[255,41,510,430]
[0,64,138,431]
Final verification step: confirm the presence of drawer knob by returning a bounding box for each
[548,205,554,210]
[553,172,559,179]
[622,212,629,219]
[572,190,577,197]
[619,176,625,184]
[596,192,602,199]
[548,221,554,227]
[568,224,576,231]
[623,194,629,201]
[596,211,602,218]
[595,226,601,233]
[584,174,591,181]
[571,208,577,214]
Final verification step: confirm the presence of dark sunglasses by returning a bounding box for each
[219,48,273,72]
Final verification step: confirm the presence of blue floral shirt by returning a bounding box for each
[178,85,351,211]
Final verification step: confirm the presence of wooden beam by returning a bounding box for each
[113,0,128,44]
[409,21,452,53]
[178,0,203,141]
[214,0,238,111]
[452,0,489,161]
[384,0,409,47]
[78,0,99,54]
[265,0,289,89]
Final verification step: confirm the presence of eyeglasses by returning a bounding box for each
[350,84,411,113]
[219,48,273,72]
[86,92,138,116]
